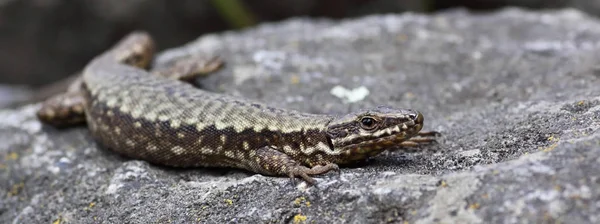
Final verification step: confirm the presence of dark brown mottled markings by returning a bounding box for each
[86,93,337,171]
[37,31,438,184]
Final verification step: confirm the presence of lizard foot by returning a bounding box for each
[288,163,340,184]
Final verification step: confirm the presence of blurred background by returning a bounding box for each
[0,0,598,107]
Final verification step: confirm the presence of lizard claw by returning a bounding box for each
[287,163,340,185]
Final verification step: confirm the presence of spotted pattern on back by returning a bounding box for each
[42,31,438,183]
[82,58,337,168]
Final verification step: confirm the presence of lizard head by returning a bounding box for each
[325,106,424,162]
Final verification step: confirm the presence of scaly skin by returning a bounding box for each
[37,31,438,184]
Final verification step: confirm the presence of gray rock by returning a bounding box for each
[1,8,599,223]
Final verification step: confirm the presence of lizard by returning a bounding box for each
[36,31,438,184]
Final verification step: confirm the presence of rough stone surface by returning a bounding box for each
[1,8,600,223]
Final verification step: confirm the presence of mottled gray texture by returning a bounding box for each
[1,8,600,223]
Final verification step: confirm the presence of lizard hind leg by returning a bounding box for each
[36,91,87,128]
[249,146,339,184]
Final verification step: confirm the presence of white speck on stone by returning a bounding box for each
[547,200,568,218]
[452,82,463,92]
[58,157,71,164]
[253,50,286,70]
[563,184,592,199]
[380,171,397,177]
[526,189,559,201]
[459,149,481,158]
[330,85,370,103]
[105,162,150,195]
[12,205,35,224]
[105,183,122,195]
[503,198,526,217]
[528,163,556,175]
[233,66,261,85]
[285,95,304,103]
[32,136,48,153]
[471,51,482,60]
[372,187,392,195]
[0,105,42,134]
[49,166,60,175]
[524,40,570,52]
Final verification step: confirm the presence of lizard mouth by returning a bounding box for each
[332,121,423,154]
[334,123,424,163]
[368,111,423,141]
[353,122,422,147]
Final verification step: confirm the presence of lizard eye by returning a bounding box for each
[360,117,377,130]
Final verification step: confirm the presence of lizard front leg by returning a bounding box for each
[247,146,339,184]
